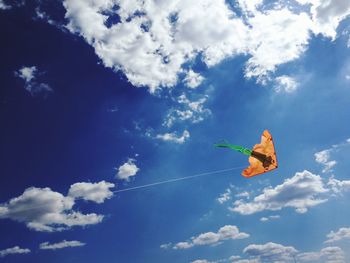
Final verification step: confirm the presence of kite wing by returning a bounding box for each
[242,130,278,178]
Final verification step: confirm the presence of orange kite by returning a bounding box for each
[215,130,278,178]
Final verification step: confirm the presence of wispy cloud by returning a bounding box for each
[171,225,249,249]
[0,246,30,257]
[325,227,350,244]
[39,240,85,250]
[274,75,299,93]
[115,158,140,181]
[0,181,112,232]
[14,66,53,97]
[314,150,337,173]
[191,260,215,263]
[260,215,280,222]
[314,138,350,173]
[217,188,231,204]
[163,94,211,128]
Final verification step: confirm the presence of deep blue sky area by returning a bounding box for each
[1,1,350,263]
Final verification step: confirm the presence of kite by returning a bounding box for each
[215,130,278,178]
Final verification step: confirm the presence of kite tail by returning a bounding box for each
[214,143,252,156]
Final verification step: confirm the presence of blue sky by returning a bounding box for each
[1,0,350,262]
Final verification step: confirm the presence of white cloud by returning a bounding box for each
[191,260,212,263]
[68,181,115,203]
[243,9,312,82]
[260,215,280,222]
[0,0,11,10]
[314,149,337,173]
[39,240,86,250]
[0,183,108,232]
[325,227,350,243]
[62,0,350,90]
[217,188,231,204]
[0,246,30,257]
[160,243,172,249]
[309,0,350,40]
[173,225,249,249]
[298,246,345,263]
[235,191,250,199]
[15,66,37,82]
[183,70,204,89]
[63,0,249,91]
[116,158,140,181]
[14,66,53,97]
[233,259,260,263]
[156,130,190,144]
[274,75,299,93]
[243,242,298,262]
[230,170,328,215]
[327,177,350,194]
[163,94,211,127]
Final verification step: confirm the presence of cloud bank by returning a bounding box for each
[62,0,350,91]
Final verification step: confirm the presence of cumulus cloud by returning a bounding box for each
[327,177,350,194]
[156,130,190,144]
[230,170,328,215]
[0,246,30,257]
[0,181,111,232]
[325,227,350,243]
[116,158,140,181]
[274,75,299,93]
[243,242,298,262]
[298,246,345,263]
[68,181,115,203]
[173,225,249,249]
[307,0,350,40]
[61,0,350,90]
[243,9,312,82]
[39,240,86,250]
[240,242,345,263]
[14,66,53,97]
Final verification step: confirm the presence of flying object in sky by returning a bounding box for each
[215,130,278,178]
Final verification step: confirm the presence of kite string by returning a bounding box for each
[113,165,246,193]
[1,166,245,214]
